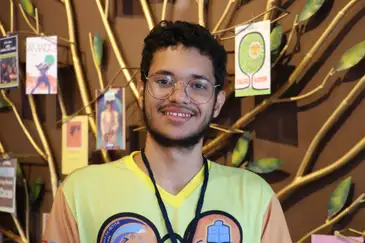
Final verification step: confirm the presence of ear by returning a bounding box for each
[137,79,145,109]
[213,90,226,118]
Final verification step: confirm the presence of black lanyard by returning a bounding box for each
[141,149,209,243]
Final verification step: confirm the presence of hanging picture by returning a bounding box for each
[0,158,17,214]
[26,36,58,94]
[62,116,89,175]
[0,35,19,89]
[96,88,126,151]
[235,20,271,97]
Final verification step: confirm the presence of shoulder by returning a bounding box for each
[210,162,275,198]
[61,155,131,192]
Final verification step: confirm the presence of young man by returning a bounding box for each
[43,21,292,243]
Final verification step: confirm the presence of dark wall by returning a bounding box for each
[0,0,364,242]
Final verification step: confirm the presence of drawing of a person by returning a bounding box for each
[30,55,55,94]
[100,100,120,149]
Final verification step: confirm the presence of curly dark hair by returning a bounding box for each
[140,20,227,92]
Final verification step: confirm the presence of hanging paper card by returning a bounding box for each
[0,35,19,89]
[0,158,17,213]
[96,88,126,151]
[26,36,58,94]
[62,116,88,175]
[235,20,271,97]
[311,234,363,243]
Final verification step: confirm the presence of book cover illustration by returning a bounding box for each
[235,20,271,97]
[26,36,58,94]
[96,88,126,151]
[0,35,19,89]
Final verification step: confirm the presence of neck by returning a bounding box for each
[135,134,204,195]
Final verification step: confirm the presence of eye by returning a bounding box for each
[191,80,208,89]
[157,78,171,85]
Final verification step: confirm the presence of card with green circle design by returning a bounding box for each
[235,21,271,97]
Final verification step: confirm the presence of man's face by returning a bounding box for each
[140,46,225,148]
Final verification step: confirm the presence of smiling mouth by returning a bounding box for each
[162,111,193,118]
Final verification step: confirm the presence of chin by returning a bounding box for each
[148,128,204,148]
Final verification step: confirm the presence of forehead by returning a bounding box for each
[149,46,214,80]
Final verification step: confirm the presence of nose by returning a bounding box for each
[168,82,191,104]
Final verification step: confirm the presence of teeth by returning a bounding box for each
[164,112,192,118]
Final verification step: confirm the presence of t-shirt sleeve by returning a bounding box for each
[261,194,292,243]
[42,187,80,243]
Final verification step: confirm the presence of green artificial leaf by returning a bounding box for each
[335,40,365,71]
[0,97,10,109]
[247,158,284,174]
[93,32,103,67]
[271,24,283,54]
[30,177,44,204]
[21,0,35,17]
[232,133,252,167]
[327,176,352,219]
[298,0,326,23]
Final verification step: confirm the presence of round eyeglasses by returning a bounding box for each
[146,73,220,104]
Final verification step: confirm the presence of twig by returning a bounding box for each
[35,8,39,34]
[212,0,236,33]
[0,22,6,35]
[277,136,365,200]
[139,0,155,30]
[11,214,28,243]
[296,194,365,243]
[197,0,206,27]
[0,91,47,160]
[18,2,60,197]
[10,0,14,32]
[202,0,361,157]
[57,84,68,119]
[16,30,73,44]
[349,228,365,236]
[219,12,289,41]
[272,15,299,68]
[295,73,365,179]
[95,0,139,100]
[18,4,37,33]
[209,123,245,134]
[0,228,23,243]
[104,0,109,19]
[89,32,105,90]
[161,0,169,21]
[274,68,336,103]
[335,231,363,243]
[24,178,30,240]
[263,0,281,20]
[214,6,288,34]
[28,93,58,198]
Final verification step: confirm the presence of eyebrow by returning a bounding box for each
[152,70,211,81]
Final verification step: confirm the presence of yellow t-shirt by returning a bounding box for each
[43,151,292,243]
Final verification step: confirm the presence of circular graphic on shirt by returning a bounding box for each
[184,211,243,243]
[97,213,160,243]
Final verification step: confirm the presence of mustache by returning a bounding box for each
[158,104,198,115]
